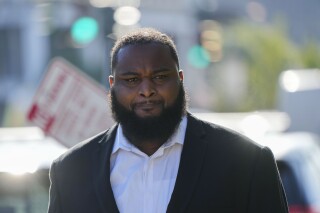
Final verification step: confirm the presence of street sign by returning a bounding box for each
[27,57,114,148]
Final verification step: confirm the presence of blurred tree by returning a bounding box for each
[219,21,305,111]
[299,40,320,68]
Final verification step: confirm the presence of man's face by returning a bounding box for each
[109,43,186,143]
[109,43,184,118]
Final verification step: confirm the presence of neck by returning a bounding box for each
[123,131,166,156]
[134,140,165,156]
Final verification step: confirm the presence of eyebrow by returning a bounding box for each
[118,71,139,76]
[152,67,173,73]
[117,67,174,76]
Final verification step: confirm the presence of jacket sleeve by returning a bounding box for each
[47,162,62,213]
[247,146,289,213]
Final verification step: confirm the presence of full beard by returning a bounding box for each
[109,83,187,145]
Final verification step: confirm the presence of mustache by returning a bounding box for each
[131,100,163,108]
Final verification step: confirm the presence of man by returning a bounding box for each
[48,28,288,213]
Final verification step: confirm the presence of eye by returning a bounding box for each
[126,78,138,82]
[153,74,168,81]
[124,77,140,85]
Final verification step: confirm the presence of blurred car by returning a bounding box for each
[260,132,320,213]
[0,127,67,213]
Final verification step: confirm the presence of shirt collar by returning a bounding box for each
[111,116,188,155]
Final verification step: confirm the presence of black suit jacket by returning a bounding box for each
[48,114,288,213]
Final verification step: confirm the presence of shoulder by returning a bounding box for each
[187,113,277,175]
[187,113,263,154]
[52,124,117,167]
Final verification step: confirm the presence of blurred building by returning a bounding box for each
[0,0,114,126]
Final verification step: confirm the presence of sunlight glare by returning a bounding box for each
[0,144,40,175]
[280,70,300,92]
[240,114,270,140]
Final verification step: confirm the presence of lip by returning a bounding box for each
[133,100,163,114]
[134,100,162,107]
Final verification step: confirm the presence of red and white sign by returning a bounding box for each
[27,57,114,147]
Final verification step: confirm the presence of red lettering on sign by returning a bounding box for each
[47,72,67,106]
[27,104,38,120]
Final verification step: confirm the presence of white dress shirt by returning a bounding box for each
[110,116,187,213]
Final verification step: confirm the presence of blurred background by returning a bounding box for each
[1,0,320,213]
[1,0,320,126]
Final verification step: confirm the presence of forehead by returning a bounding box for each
[114,43,178,72]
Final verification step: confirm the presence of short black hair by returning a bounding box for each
[110,28,180,74]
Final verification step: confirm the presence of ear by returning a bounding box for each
[109,75,114,87]
[178,70,184,82]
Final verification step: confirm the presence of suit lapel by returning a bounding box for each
[167,114,208,213]
[91,114,207,213]
[92,125,119,213]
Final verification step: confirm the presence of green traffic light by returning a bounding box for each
[71,17,99,45]
[187,45,211,69]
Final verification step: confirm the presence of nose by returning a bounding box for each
[139,78,156,98]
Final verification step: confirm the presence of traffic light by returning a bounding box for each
[200,20,223,62]
[71,16,99,45]
[187,45,211,69]
[188,20,223,69]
